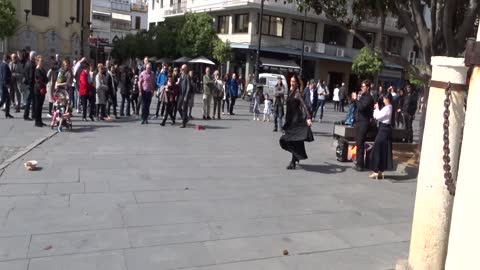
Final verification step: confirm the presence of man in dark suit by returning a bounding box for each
[177,64,193,128]
[303,79,318,115]
[0,54,14,118]
[23,51,36,121]
[355,80,374,171]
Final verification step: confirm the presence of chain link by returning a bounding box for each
[443,82,456,196]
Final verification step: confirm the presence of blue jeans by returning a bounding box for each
[313,99,325,120]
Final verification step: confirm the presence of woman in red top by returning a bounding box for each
[79,62,95,121]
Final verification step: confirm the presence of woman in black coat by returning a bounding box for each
[279,75,313,170]
[34,55,48,127]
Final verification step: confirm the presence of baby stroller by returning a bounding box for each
[50,89,73,132]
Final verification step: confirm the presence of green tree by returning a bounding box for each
[212,39,233,75]
[298,0,480,82]
[0,0,18,39]
[176,13,216,57]
[352,47,384,81]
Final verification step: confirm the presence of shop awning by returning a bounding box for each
[260,57,300,70]
[92,10,111,16]
[112,12,131,22]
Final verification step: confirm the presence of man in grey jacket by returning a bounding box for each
[9,53,24,112]
[178,64,193,128]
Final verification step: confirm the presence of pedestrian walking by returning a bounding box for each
[177,64,194,128]
[131,67,140,115]
[222,74,230,115]
[33,55,48,127]
[303,79,317,115]
[202,67,214,120]
[252,88,260,121]
[273,76,285,132]
[212,70,223,120]
[263,93,272,122]
[46,59,59,117]
[339,82,347,112]
[314,80,328,122]
[400,84,417,143]
[9,53,23,112]
[0,54,14,118]
[187,70,195,119]
[229,73,239,115]
[369,93,394,180]
[138,63,155,124]
[333,84,340,111]
[23,51,36,121]
[279,74,314,170]
[79,61,95,121]
[106,65,118,119]
[160,75,176,126]
[95,64,108,121]
[154,64,168,118]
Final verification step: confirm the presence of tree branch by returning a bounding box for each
[430,0,437,55]
[455,0,480,51]
[394,3,422,48]
[443,0,456,56]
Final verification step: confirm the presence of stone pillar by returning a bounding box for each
[405,57,468,270]
[226,60,231,74]
[444,28,480,270]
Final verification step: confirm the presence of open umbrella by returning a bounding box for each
[189,56,215,65]
[155,57,173,64]
[173,56,192,63]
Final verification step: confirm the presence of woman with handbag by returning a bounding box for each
[33,55,48,127]
[279,74,314,170]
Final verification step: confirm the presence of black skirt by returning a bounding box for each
[370,123,393,172]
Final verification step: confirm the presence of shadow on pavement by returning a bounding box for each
[300,162,350,174]
[71,125,121,133]
[312,131,333,138]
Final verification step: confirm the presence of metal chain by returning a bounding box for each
[443,82,456,196]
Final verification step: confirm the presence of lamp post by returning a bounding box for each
[24,9,30,23]
[254,0,264,84]
[65,16,76,27]
[299,7,307,78]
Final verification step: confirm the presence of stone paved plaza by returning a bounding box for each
[0,97,416,270]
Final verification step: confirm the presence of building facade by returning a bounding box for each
[149,0,417,90]
[6,0,91,59]
[131,0,149,32]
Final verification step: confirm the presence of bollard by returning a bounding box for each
[397,57,468,270]
[444,28,480,270]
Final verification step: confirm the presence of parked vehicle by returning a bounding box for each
[246,73,288,101]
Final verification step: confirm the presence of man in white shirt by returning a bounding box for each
[314,80,328,122]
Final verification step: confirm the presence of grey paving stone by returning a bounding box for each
[69,193,136,208]
[46,183,85,194]
[0,194,69,209]
[29,228,130,257]
[204,230,350,264]
[0,259,28,270]
[331,225,406,247]
[0,206,123,237]
[127,223,216,247]
[0,184,47,197]
[124,243,215,270]
[278,242,409,270]
[208,211,386,239]
[0,236,30,261]
[196,258,289,270]
[28,250,127,270]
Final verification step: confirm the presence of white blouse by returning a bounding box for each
[373,104,392,124]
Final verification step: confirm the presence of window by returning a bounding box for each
[234,14,249,33]
[152,0,154,9]
[291,20,316,41]
[323,24,346,46]
[384,35,403,55]
[160,0,163,8]
[170,0,173,6]
[217,15,229,34]
[32,0,49,17]
[258,15,284,37]
[352,31,376,49]
[135,16,141,30]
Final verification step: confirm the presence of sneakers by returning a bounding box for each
[47,113,53,118]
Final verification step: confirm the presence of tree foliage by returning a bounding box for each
[212,39,232,64]
[299,0,480,82]
[352,47,384,80]
[0,0,18,39]
[176,13,216,58]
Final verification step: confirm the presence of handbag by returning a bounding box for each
[305,126,314,142]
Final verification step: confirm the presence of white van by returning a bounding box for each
[246,73,288,99]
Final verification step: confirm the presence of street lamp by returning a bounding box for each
[24,9,30,22]
[65,16,76,27]
[299,7,307,78]
[254,0,265,84]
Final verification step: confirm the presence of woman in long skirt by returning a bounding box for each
[369,93,394,179]
[279,75,313,170]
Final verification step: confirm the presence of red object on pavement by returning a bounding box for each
[196,125,205,130]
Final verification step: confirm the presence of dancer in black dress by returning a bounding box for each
[369,93,394,179]
[279,75,313,170]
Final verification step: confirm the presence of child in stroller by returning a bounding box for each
[50,90,72,132]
